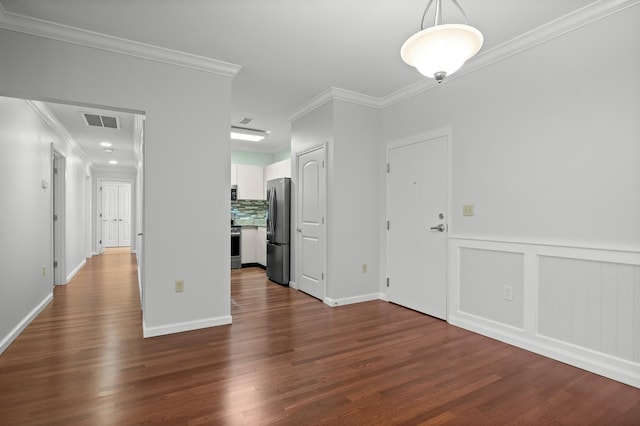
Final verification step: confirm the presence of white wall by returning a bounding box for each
[379,6,640,386]
[291,99,380,304]
[330,100,380,301]
[0,28,234,337]
[0,97,56,352]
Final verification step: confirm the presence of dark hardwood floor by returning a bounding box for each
[1,249,639,425]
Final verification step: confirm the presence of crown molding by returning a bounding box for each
[0,4,241,77]
[288,87,382,123]
[26,99,92,166]
[380,0,640,107]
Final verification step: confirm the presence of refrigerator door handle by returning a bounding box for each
[271,187,277,238]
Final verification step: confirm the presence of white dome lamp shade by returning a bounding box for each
[401,0,483,83]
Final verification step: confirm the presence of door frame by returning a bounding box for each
[385,127,453,317]
[294,143,327,302]
[97,178,134,253]
[52,148,66,286]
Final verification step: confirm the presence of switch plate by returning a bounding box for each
[463,204,474,216]
[175,280,185,293]
[503,285,513,301]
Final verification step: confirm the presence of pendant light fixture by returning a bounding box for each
[401,0,483,83]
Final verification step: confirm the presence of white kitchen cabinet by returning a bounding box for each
[241,227,257,264]
[263,158,292,197]
[230,164,238,186]
[237,164,264,200]
[278,158,291,178]
[257,227,267,266]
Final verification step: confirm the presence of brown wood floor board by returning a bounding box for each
[0,253,639,425]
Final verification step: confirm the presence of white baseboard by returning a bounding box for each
[449,314,640,389]
[65,258,86,283]
[324,292,381,307]
[143,315,232,338]
[289,280,297,289]
[0,292,53,355]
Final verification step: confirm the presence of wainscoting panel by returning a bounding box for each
[448,236,640,388]
[538,256,640,363]
[459,248,524,329]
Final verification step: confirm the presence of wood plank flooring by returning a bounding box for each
[1,249,639,424]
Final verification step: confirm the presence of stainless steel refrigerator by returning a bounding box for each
[266,177,291,285]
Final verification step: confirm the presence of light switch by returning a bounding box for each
[463,204,474,216]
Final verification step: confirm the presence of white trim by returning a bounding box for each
[450,234,640,256]
[0,5,241,77]
[324,293,381,307]
[449,314,640,389]
[64,258,86,284]
[289,280,297,289]
[288,87,382,122]
[0,293,53,355]
[26,100,92,166]
[143,315,232,338]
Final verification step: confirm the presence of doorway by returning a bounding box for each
[386,131,450,319]
[52,150,66,285]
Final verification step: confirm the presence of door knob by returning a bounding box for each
[430,224,446,232]
[296,227,302,233]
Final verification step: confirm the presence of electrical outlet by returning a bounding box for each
[463,204,474,216]
[362,264,367,273]
[175,280,185,293]
[503,285,513,301]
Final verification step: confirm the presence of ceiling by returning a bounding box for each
[2,0,597,157]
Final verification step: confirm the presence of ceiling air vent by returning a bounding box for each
[239,117,253,125]
[83,113,119,129]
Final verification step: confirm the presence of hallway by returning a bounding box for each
[1,252,639,424]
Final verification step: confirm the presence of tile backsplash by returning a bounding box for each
[232,199,267,226]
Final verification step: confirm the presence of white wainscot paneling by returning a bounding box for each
[459,248,524,329]
[538,257,640,364]
[449,236,640,388]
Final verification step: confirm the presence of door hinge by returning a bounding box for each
[387,220,390,230]
[386,277,390,287]
[386,163,390,173]
[99,213,102,218]
[53,261,58,268]
[321,272,324,280]
[53,214,58,221]
[100,186,102,191]
[53,167,58,175]
[322,217,325,224]
[322,160,325,168]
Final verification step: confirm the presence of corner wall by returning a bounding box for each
[0,28,234,338]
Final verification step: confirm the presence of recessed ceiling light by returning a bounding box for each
[100,142,112,147]
[109,160,118,165]
[103,148,114,153]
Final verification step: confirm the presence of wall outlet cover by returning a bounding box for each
[175,280,185,293]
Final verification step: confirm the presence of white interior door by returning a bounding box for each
[296,146,326,301]
[102,183,119,247]
[102,182,131,248]
[387,135,448,319]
